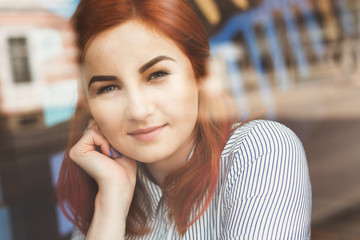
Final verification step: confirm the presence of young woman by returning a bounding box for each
[56,0,312,239]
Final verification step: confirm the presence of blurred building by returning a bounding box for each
[0,2,78,239]
[0,3,78,131]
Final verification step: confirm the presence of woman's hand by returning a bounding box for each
[69,120,137,239]
[69,120,136,192]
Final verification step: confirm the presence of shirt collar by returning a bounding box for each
[136,144,196,217]
[137,164,163,217]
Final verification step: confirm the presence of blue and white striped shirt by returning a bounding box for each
[72,120,312,239]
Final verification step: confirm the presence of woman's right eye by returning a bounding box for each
[97,85,119,94]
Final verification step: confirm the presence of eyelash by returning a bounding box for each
[147,70,169,81]
[96,70,169,95]
[97,85,119,94]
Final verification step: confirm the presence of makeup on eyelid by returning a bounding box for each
[90,70,170,95]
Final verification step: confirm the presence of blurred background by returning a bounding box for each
[0,0,359,239]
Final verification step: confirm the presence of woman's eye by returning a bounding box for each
[97,85,119,94]
[148,70,169,81]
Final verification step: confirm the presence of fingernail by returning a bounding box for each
[110,149,114,159]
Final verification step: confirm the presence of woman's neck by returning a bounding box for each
[144,138,195,186]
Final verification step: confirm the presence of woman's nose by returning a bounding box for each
[125,88,154,120]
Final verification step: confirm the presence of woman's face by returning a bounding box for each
[82,20,199,166]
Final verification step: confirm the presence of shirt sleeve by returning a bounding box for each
[220,121,312,240]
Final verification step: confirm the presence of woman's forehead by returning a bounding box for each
[82,21,190,73]
[84,21,176,60]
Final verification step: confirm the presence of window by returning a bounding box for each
[7,37,32,83]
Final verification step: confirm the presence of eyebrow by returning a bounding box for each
[88,55,175,89]
[88,75,117,89]
[139,55,175,73]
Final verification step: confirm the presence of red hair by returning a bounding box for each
[56,0,235,236]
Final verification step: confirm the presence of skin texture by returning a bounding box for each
[69,20,200,239]
[82,20,199,185]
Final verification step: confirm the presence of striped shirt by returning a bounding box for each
[71,120,312,239]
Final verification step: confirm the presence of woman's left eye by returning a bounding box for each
[147,70,169,81]
[97,85,119,94]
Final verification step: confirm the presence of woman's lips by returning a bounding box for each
[128,124,166,142]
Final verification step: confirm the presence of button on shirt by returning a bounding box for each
[71,120,312,240]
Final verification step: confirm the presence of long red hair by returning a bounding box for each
[56,0,235,236]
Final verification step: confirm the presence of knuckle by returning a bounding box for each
[87,129,97,135]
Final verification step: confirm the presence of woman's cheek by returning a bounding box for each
[89,101,114,128]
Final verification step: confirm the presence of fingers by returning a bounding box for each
[82,129,111,157]
[70,130,115,184]
[69,131,108,166]
[70,120,111,164]
[70,120,137,189]
[81,120,111,157]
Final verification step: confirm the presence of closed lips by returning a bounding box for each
[128,124,166,135]
[128,124,167,142]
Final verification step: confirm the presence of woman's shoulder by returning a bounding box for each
[220,119,306,177]
[222,119,303,158]
[218,121,311,239]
